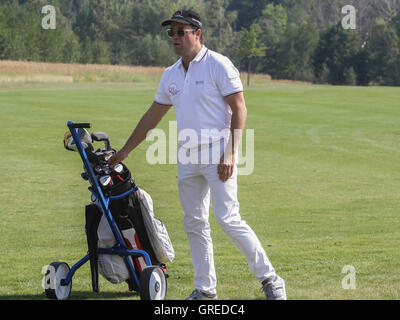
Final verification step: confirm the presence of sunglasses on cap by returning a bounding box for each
[166,27,197,37]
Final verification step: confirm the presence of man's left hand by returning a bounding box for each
[218,153,235,182]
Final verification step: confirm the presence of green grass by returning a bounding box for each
[0,82,399,300]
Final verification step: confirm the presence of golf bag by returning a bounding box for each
[68,130,174,292]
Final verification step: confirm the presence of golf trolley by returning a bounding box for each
[43,121,168,300]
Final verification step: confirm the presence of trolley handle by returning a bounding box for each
[67,121,92,129]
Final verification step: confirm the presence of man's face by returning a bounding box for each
[169,22,201,57]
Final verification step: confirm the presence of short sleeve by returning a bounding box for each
[215,57,244,97]
[154,70,173,106]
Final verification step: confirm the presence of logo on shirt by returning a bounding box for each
[168,83,180,96]
[228,65,240,82]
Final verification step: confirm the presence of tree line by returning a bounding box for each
[0,0,399,86]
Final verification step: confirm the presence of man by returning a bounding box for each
[108,9,286,300]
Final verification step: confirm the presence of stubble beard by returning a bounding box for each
[172,43,185,57]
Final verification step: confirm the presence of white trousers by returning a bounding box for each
[177,145,276,294]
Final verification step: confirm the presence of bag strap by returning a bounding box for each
[85,204,102,293]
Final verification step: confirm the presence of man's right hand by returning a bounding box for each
[108,149,128,168]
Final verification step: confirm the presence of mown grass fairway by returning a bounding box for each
[0,81,399,300]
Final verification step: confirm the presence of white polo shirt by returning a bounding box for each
[154,46,243,148]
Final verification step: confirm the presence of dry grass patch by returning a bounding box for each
[0,60,164,83]
[0,60,165,75]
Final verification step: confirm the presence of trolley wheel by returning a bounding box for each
[139,266,167,300]
[44,262,72,300]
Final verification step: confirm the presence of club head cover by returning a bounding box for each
[64,128,93,151]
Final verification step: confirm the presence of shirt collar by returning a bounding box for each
[178,45,208,68]
[192,45,208,63]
